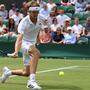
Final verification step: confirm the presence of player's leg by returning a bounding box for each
[29,45,40,74]
[0,42,31,83]
[0,65,30,83]
[27,45,42,90]
[12,65,30,76]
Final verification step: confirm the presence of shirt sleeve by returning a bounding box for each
[18,19,26,34]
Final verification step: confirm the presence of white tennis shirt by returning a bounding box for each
[18,15,42,44]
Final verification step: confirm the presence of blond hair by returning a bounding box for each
[29,1,40,7]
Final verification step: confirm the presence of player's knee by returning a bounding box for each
[23,72,30,76]
[25,73,30,77]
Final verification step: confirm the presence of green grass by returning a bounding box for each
[0,57,90,90]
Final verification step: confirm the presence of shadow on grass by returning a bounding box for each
[41,84,82,90]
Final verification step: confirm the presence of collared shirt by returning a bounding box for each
[18,15,42,44]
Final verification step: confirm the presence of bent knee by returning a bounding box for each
[23,72,30,76]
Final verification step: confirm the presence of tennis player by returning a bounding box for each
[0,1,42,90]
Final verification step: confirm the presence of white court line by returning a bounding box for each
[37,66,79,74]
[79,66,90,68]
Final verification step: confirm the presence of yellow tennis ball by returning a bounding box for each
[59,71,64,76]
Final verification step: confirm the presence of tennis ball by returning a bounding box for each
[59,71,64,76]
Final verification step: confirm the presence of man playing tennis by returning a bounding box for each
[0,1,42,90]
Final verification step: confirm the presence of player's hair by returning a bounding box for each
[29,1,40,7]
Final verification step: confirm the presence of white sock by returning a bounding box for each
[30,74,35,82]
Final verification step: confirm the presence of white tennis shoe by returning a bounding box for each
[27,80,42,90]
[0,67,11,83]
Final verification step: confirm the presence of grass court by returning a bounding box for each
[0,57,90,90]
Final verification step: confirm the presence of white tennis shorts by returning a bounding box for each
[21,41,35,66]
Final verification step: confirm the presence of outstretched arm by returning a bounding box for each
[14,33,23,54]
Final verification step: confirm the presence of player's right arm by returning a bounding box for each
[15,17,25,53]
[15,33,23,48]
[17,17,26,41]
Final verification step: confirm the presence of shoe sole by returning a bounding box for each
[27,85,42,90]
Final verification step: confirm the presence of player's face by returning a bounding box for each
[30,11,39,18]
